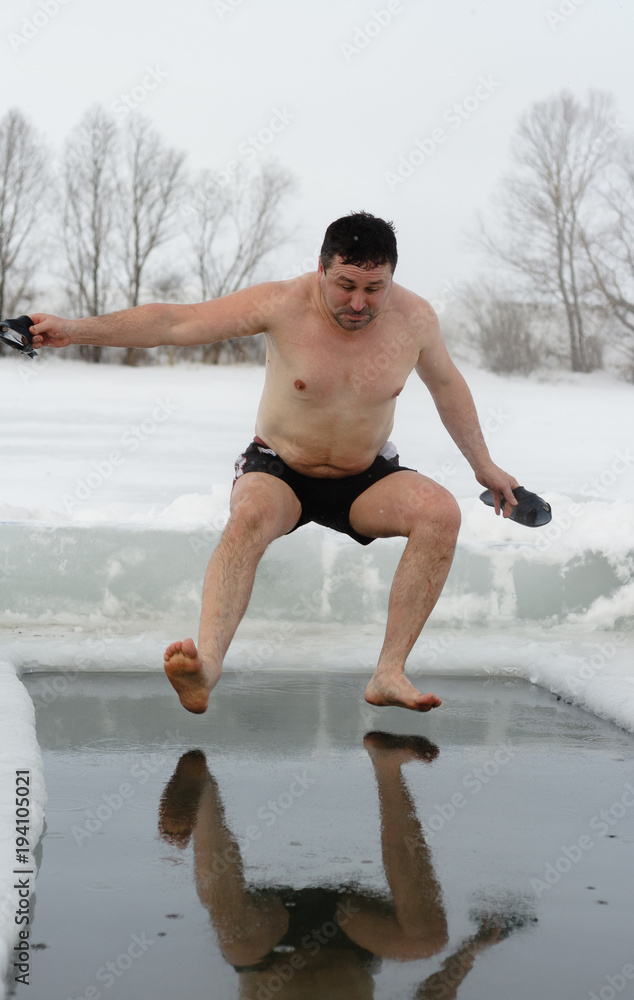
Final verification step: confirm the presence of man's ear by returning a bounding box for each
[316,257,325,278]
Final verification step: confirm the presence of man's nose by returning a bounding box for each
[350,290,365,311]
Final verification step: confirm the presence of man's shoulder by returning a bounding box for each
[388,283,439,340]
[255,272,315,309]
[279,271,316,300]
[217,274,314,322]
[259,273,317,326]
[390,281,436,318]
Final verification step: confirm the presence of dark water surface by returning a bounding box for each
[11,671,634,1000]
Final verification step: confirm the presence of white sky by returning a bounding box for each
[3,0,634,297]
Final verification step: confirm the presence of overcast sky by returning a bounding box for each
[3,0,633,299]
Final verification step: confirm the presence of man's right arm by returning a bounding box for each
[29,282,285,351]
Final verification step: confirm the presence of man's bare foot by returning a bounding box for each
[365,671,442,712]
[158,750,208,847]
[364,731,440,764]
[163,638,217,714]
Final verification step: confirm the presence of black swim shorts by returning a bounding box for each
[230,885,380,974]
[233,437,413,545]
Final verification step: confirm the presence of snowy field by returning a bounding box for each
[0,351,633,990]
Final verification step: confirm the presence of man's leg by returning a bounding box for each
[159,752,289,967]
[164,472,301,713]
[339,732,448,961]
[348,471,461,712]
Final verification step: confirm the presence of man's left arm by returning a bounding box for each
[415,311,518,516]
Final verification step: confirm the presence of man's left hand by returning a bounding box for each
[475,465,519,517]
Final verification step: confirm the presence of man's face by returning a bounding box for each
[317,257,393,332]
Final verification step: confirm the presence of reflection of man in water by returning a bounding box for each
[31,212,518,714]
[159,737,532,999]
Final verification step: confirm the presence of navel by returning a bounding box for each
[294,379,306,391]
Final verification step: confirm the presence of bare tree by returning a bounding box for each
[0,109,48,327]
[61,106,119,361]
[185,162,295,362]
[118,117,185,308]
[581,137,634,377]
[187,171,230,306]
[475,90,621,372]
[116,117,186,364]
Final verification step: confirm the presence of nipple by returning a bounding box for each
[294,380,306,391]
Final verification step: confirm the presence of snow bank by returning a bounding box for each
[1,493,631,629]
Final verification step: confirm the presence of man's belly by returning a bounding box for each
[254,385,400,476]
[253,429,395,478]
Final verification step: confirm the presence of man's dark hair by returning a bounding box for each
[320,211,398,273]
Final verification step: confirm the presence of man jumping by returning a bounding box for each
[30,212,518,715]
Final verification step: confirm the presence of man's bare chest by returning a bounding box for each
[266,324,419,404]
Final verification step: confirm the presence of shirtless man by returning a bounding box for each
[30,212,518,714]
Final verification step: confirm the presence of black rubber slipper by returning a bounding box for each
[479,486,552,527]
[0,315,37,358]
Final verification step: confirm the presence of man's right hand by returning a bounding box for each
[29,314,74,349]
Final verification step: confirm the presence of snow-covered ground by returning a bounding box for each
[0,351,633,992]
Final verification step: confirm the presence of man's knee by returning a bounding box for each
[399,479,461,538]
[225,477,300,544]
[432,488,461,537]
[403,482,461,540]
[224,498,280,546]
